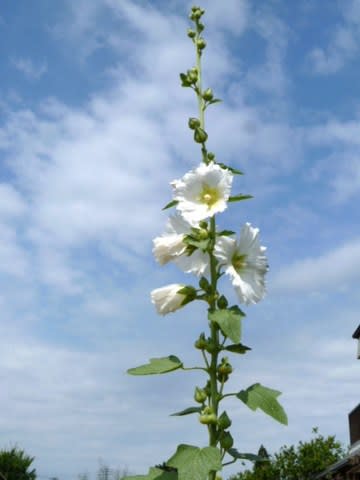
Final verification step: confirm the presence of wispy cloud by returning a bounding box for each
[11,57,47,80]
[307,0,360,74]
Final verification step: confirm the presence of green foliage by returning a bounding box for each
[127,356,183,375]
[167,444,222,480]
[0,446,36,480]
[228,429,346,480]
[236,384,288,425]
[208,307,244,343]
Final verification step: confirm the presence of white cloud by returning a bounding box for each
[11,57,47,80]
[272,239,360,293]
[307,0,360,74]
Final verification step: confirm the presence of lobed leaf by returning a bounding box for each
[167,444,221,480]
[127,356,183,376]
[236,383,288,425]
[208,308,244,343]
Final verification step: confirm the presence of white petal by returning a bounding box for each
[151,284,185,315]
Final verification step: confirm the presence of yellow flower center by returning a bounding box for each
[199,184,220,207]
[232,253,247,272]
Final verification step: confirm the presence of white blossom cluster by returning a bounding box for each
[151,162,268,314]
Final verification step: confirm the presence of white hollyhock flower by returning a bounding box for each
[214,223,268,305]
[171,162,233,225]
[151,284,187,315]
[152,215,209,276]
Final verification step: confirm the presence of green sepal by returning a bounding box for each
[227,449,264,463]
[224,343,251,354]
[167,444,221,480]
[217,411,231,429]
[162,199,179,210]
[217,163,244,175]
[236,383,288,425]
[180,73,191,87]
[217,230,235,236]
[183,236,210,251]
[123,466,177,480]
[228,194,253,203]
[208,307,244,343]
[170,407,202,417]
[127,356,183,376]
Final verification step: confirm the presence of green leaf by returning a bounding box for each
[236,383,288,425]
[123,466,177,480]
[127,356,183,376]
[217,230,235,236]
[208,308,244,343]
[209,98,222,105]
[227,449,263,462]
[167,444,221,480]
[225,343,251,354]
[217,163,244,175]
[228,194,253,202]
[162,200,179,211]
[170,407,202,417]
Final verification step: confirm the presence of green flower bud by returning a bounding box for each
[194,332,207,350]
[207,152,215,161]
[203,88,214,101]
[192,9,202,20]
[199,406,217,425]
[199,221,208,229]
[187,28,196,39]
[217,295,228,309]
[194,127,208,143]
[198,22,205,32]
[217,411,232,430]
[220,431,234,450]
[217,357,233,376]
[198,228,209,240]
[187,69,198,84]
[194,387,207,404]
[205,338,217,354]
[196,38,206,50]
[188,117,201,130]
[191,6,199,12]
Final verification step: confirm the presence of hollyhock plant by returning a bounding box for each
[125,6,287,480]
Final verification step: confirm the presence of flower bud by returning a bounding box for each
[217,295,228,309]
[217,357,233,376]
[194,127,208,143]
[196,38,206,50]
[207,152,215,161]
[188,117,201,130]
[205,338,217,354]
[187,28,196,39]
[217,411,232,430]
[188,70,198,84]
[199,221,208,229]
[151,284,187,315]
[199,406,217,425]
[203,88,214,101]
[194,387,207,404]
[220,431,234,450]
[192,9,202,20]
[194,332,207,350]
[198,22,205,32]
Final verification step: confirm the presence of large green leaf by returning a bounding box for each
[127,356,183,376]
[167,444,221,480]
[227,448,264,462]
[170,407,202,417]
[236,383,288,425]
[123,467,177,480]
[208,308,244,343]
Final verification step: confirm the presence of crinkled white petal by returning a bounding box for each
[151,284,186,315]
[174,249,210,277]
[214,223,268,305]
[153,214,210,276]
[171,162,233,225]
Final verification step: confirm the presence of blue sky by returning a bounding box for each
[0,0,359,479]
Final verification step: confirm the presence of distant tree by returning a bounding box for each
[228,428,346,480]
[0,446,36,480]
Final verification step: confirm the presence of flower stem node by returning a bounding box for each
[199,406,217,425]
[188,117,201,130]
[220,431,234,450]
[194,386,208,404]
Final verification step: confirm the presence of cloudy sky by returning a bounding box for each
[0,0,359,479]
